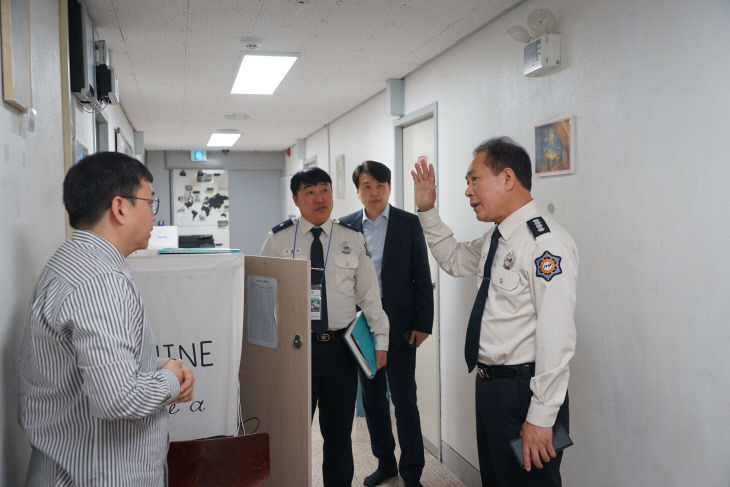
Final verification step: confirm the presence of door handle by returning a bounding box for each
[293,334,303,349]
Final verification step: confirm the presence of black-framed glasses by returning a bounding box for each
[122,195,160,215]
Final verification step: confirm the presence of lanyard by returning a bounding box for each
[292,219,333,285]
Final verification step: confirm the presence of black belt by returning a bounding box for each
[476,362,535,380]
[312,328,347,342]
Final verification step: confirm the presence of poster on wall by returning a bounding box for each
[1,0,32,112]
[172,169,230,226]
[534,116,573,176]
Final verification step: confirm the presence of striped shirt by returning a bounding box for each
[18,230,180,486]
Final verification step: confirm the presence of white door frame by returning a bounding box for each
[393,102,442,459]
[393,102,438,209]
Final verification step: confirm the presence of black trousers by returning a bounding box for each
[475,374,569,487]
[312,336,358,487]
[359,344,425,482]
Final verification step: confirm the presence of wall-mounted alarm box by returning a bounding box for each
[524,34,560,77]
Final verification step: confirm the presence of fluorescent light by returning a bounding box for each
[231,54,298,95]
[206,132,240,147]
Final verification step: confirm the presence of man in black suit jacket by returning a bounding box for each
[339,160,434,487]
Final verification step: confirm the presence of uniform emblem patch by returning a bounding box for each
[534,251,562,281]
[340,242,351,254]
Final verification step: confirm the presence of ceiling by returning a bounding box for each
[84,0,522,151]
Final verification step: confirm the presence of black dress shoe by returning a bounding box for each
[404,482,423,487]
[363,467,398,487]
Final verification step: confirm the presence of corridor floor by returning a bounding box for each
[311,414,466,486]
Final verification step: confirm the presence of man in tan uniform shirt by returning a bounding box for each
[412,137,578,486]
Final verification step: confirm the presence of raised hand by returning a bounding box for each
[411,160,437,212]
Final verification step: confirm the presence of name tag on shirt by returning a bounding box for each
[310,285,322,320]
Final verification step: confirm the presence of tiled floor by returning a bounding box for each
[311,414,465,487]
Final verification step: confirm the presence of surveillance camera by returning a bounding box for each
[222,149,230,154]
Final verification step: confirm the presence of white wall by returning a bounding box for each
[328,92,393,217]
[303,0,730,485]
[0,1,66,484]
[306,126,330,171]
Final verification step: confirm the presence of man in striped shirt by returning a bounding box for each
[18,152,195,486]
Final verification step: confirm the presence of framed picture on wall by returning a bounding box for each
[1,0,33,112]
[114,127,134,156]
[335,154,346,199]
[534,116,573,176]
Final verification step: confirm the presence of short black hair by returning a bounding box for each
[63,151,153,229]
[352,160,391,188]
[473,137,532,191]
[290,167,332,195]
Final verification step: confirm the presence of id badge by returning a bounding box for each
[310,284,322,320]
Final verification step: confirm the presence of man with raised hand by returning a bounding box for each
[412,137,578,486]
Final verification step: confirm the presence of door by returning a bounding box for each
[240,256,311,486]
[398,109,441,458]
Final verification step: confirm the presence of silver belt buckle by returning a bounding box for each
[317,333,331,342]
[477,366,489,379]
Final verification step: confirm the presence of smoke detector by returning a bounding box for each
[241,36,262,50]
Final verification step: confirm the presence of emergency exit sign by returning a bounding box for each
[191,150,207,161]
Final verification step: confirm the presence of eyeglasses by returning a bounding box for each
[122,195,160,215]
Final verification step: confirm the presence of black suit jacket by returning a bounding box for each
[340,205,434,347]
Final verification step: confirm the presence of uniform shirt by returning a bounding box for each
[418,200,578,427]
[18,230,179,487]
[361,204,390,293]
[261,216,390,351]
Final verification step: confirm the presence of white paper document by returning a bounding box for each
[246,275,278,349]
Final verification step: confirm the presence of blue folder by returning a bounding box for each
[344,312,377,379]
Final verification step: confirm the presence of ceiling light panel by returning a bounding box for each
[231,54,298,95]
[206,132,241,147]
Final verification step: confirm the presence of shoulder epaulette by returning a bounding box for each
[527,217,551,238]
[272,218,295,233]
[334,218,355,231]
